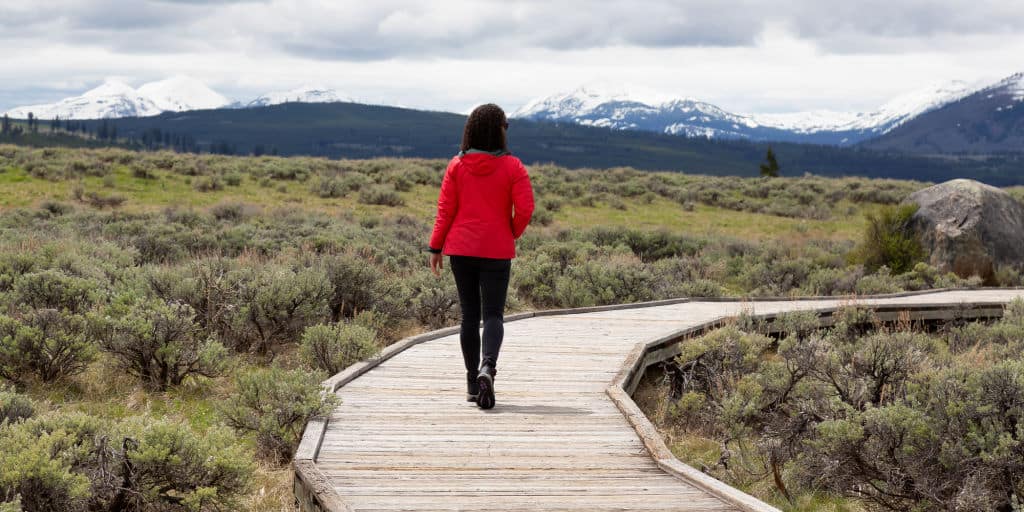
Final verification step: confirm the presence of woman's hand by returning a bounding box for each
[429,253,444,277]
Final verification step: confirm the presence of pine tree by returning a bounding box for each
[50,116,59,133]
[27,112,35,132]
[759,147,780,177]
[1,114,9,135]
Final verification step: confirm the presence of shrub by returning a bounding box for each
[223,172,243,186]
[300,322,379,374]
[339,173,371,192]
[899,261,973,290]
[130,162,157,179]
[321,253,385,320]
[115,418,253,511]
[0,412,253,512]
[312,176,348,198]
[358,185,405,206]
[802,266,863,295]
[71,186,125,209]
[855,266,902,295]
[558,255,655,307]
[219,366,338,464]
[0,424,91,512]
[38,201,73,217]
[12,269,99,313]
[92,299,227,391]
[402,272,460,329]
[0,388,34,424]
[531,207,554,226]
[390,174,413,192]
[351,309,400,344]
[512,253,569,308]
[852,203,924,273]
[0,310,96,384]
[228,266,331,355]
[740,258,813,296]
[541,197,563,212]
[210,201,247,222]
[192,176,224,192]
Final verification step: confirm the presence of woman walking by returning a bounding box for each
[428,104,534,410]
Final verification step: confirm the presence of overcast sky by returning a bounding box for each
[2,0,1023,115]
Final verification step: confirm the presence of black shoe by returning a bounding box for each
[476,365,496,410]
[466,379,479,402]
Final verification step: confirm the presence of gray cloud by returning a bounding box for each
[778,0,1024,52]
[1,0,1023,115]
[3,0,1023,60]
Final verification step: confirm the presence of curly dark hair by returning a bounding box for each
[460,104,508,153]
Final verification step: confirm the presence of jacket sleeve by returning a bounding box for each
[428,159,459,251]
[510,161,535,240]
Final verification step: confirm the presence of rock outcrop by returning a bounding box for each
[906,179,1024,283]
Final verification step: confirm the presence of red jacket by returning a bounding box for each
[429,152,535,259]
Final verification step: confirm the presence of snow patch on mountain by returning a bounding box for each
[739,80,974,134]
[987,72,1024,103]
[750,110,860,133]
[849,80,975,133]
[512,83,681,120]
[137,75,229,112]
[246,85,353,107]
[664,123,744,139]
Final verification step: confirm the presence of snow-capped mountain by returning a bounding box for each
[864,72,1024,154]
[514,76,1005,146]
[513,86,773,140]
[752,80,976,135]
[3,76,230,120]
[3,79,163,120]
[245,85,353,108]
[2,78,357,120]
[137,75,229,112]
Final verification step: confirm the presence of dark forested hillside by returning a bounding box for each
[34,101,1022,185]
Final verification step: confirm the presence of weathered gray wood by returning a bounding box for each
[295,288,1024,512]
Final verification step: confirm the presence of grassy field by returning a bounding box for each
[0,155,873,244]
[0,144,1019,511]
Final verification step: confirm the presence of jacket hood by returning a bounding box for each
[457,149,510,176]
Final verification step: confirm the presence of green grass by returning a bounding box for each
[5,163,871,244]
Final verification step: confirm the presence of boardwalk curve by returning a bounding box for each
[295,288,1024,512]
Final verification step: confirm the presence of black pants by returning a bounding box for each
[449,255,511,381]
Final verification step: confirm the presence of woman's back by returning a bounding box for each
[430,152,533,260]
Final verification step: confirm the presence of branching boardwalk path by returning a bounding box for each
[296,289,1024,512]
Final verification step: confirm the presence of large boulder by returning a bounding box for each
[906,179,1024,284]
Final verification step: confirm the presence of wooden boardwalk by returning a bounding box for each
[296,289,1024,512]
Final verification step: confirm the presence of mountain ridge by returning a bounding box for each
[512,78,993,145]
[863,72,1024,154]
[2,78,354,120]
